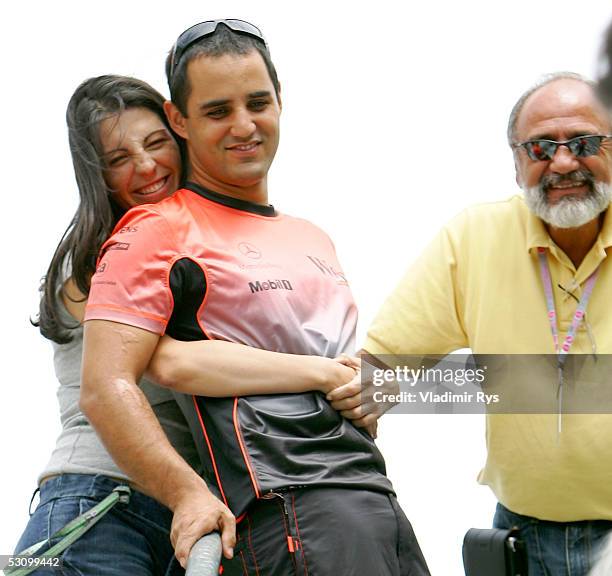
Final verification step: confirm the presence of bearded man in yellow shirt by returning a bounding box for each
[331,73,612,576]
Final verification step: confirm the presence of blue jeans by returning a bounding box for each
[14,474,183,576]
[494,502,612,576]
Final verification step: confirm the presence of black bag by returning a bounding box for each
[462,527,528,576]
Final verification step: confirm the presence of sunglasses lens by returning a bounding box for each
[176,21,216,51]
[525,141,555,161]
[225,19,264,39]
[568,136,602,157]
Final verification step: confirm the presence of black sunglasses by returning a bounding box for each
[169,19,267,81]
[513,134,612,161]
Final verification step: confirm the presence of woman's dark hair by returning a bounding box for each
[36,75,181,343]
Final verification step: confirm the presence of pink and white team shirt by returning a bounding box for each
[86,184,392,516]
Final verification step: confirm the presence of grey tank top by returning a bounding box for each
[38,298,201,484]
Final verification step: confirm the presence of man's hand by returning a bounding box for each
[171,487,236,568]
[331,355,380,437]
[327,370,380,438]
[327,354,398,436]
[326,370,379,425]
[334,354,361,371]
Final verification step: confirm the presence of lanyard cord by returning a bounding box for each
[537,247,600,434]
[5,486,131,576]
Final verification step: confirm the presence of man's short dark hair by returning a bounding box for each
[165,23,281,116]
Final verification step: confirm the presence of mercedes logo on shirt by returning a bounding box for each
[238,242,262,259]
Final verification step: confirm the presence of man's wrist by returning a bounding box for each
[160,468,212,511]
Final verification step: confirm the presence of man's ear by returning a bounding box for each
[276,83,282,112]
[164,100,188,140]
[513,155,523,188]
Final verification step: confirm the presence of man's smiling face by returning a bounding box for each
[514,78,612,228]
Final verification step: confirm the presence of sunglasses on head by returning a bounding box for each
[513,134,612,161]
[169,19,267,81]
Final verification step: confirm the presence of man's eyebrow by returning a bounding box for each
[525,127,602,141]
[522,134,557,142]
[199,91,273,111]
[200,98,230,111]
[248,91,272,99]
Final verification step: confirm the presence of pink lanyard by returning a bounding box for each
[537,247,599,362]
[537,247,600,433]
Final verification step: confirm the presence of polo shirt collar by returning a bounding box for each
[525,202,612,253]
[597,207,612,249]
[525,204,552,253]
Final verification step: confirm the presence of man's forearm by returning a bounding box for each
[81,370,236,565]
[80,373,207,509]
[81,320,209,509]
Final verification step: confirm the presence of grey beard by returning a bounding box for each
[523,180,612,228]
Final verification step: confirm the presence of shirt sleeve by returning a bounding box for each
[84,206,178,335]
[364,213,469,356]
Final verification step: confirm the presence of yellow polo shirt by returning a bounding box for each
[364,195,612,521]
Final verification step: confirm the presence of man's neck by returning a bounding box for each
[546,215,603,268]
